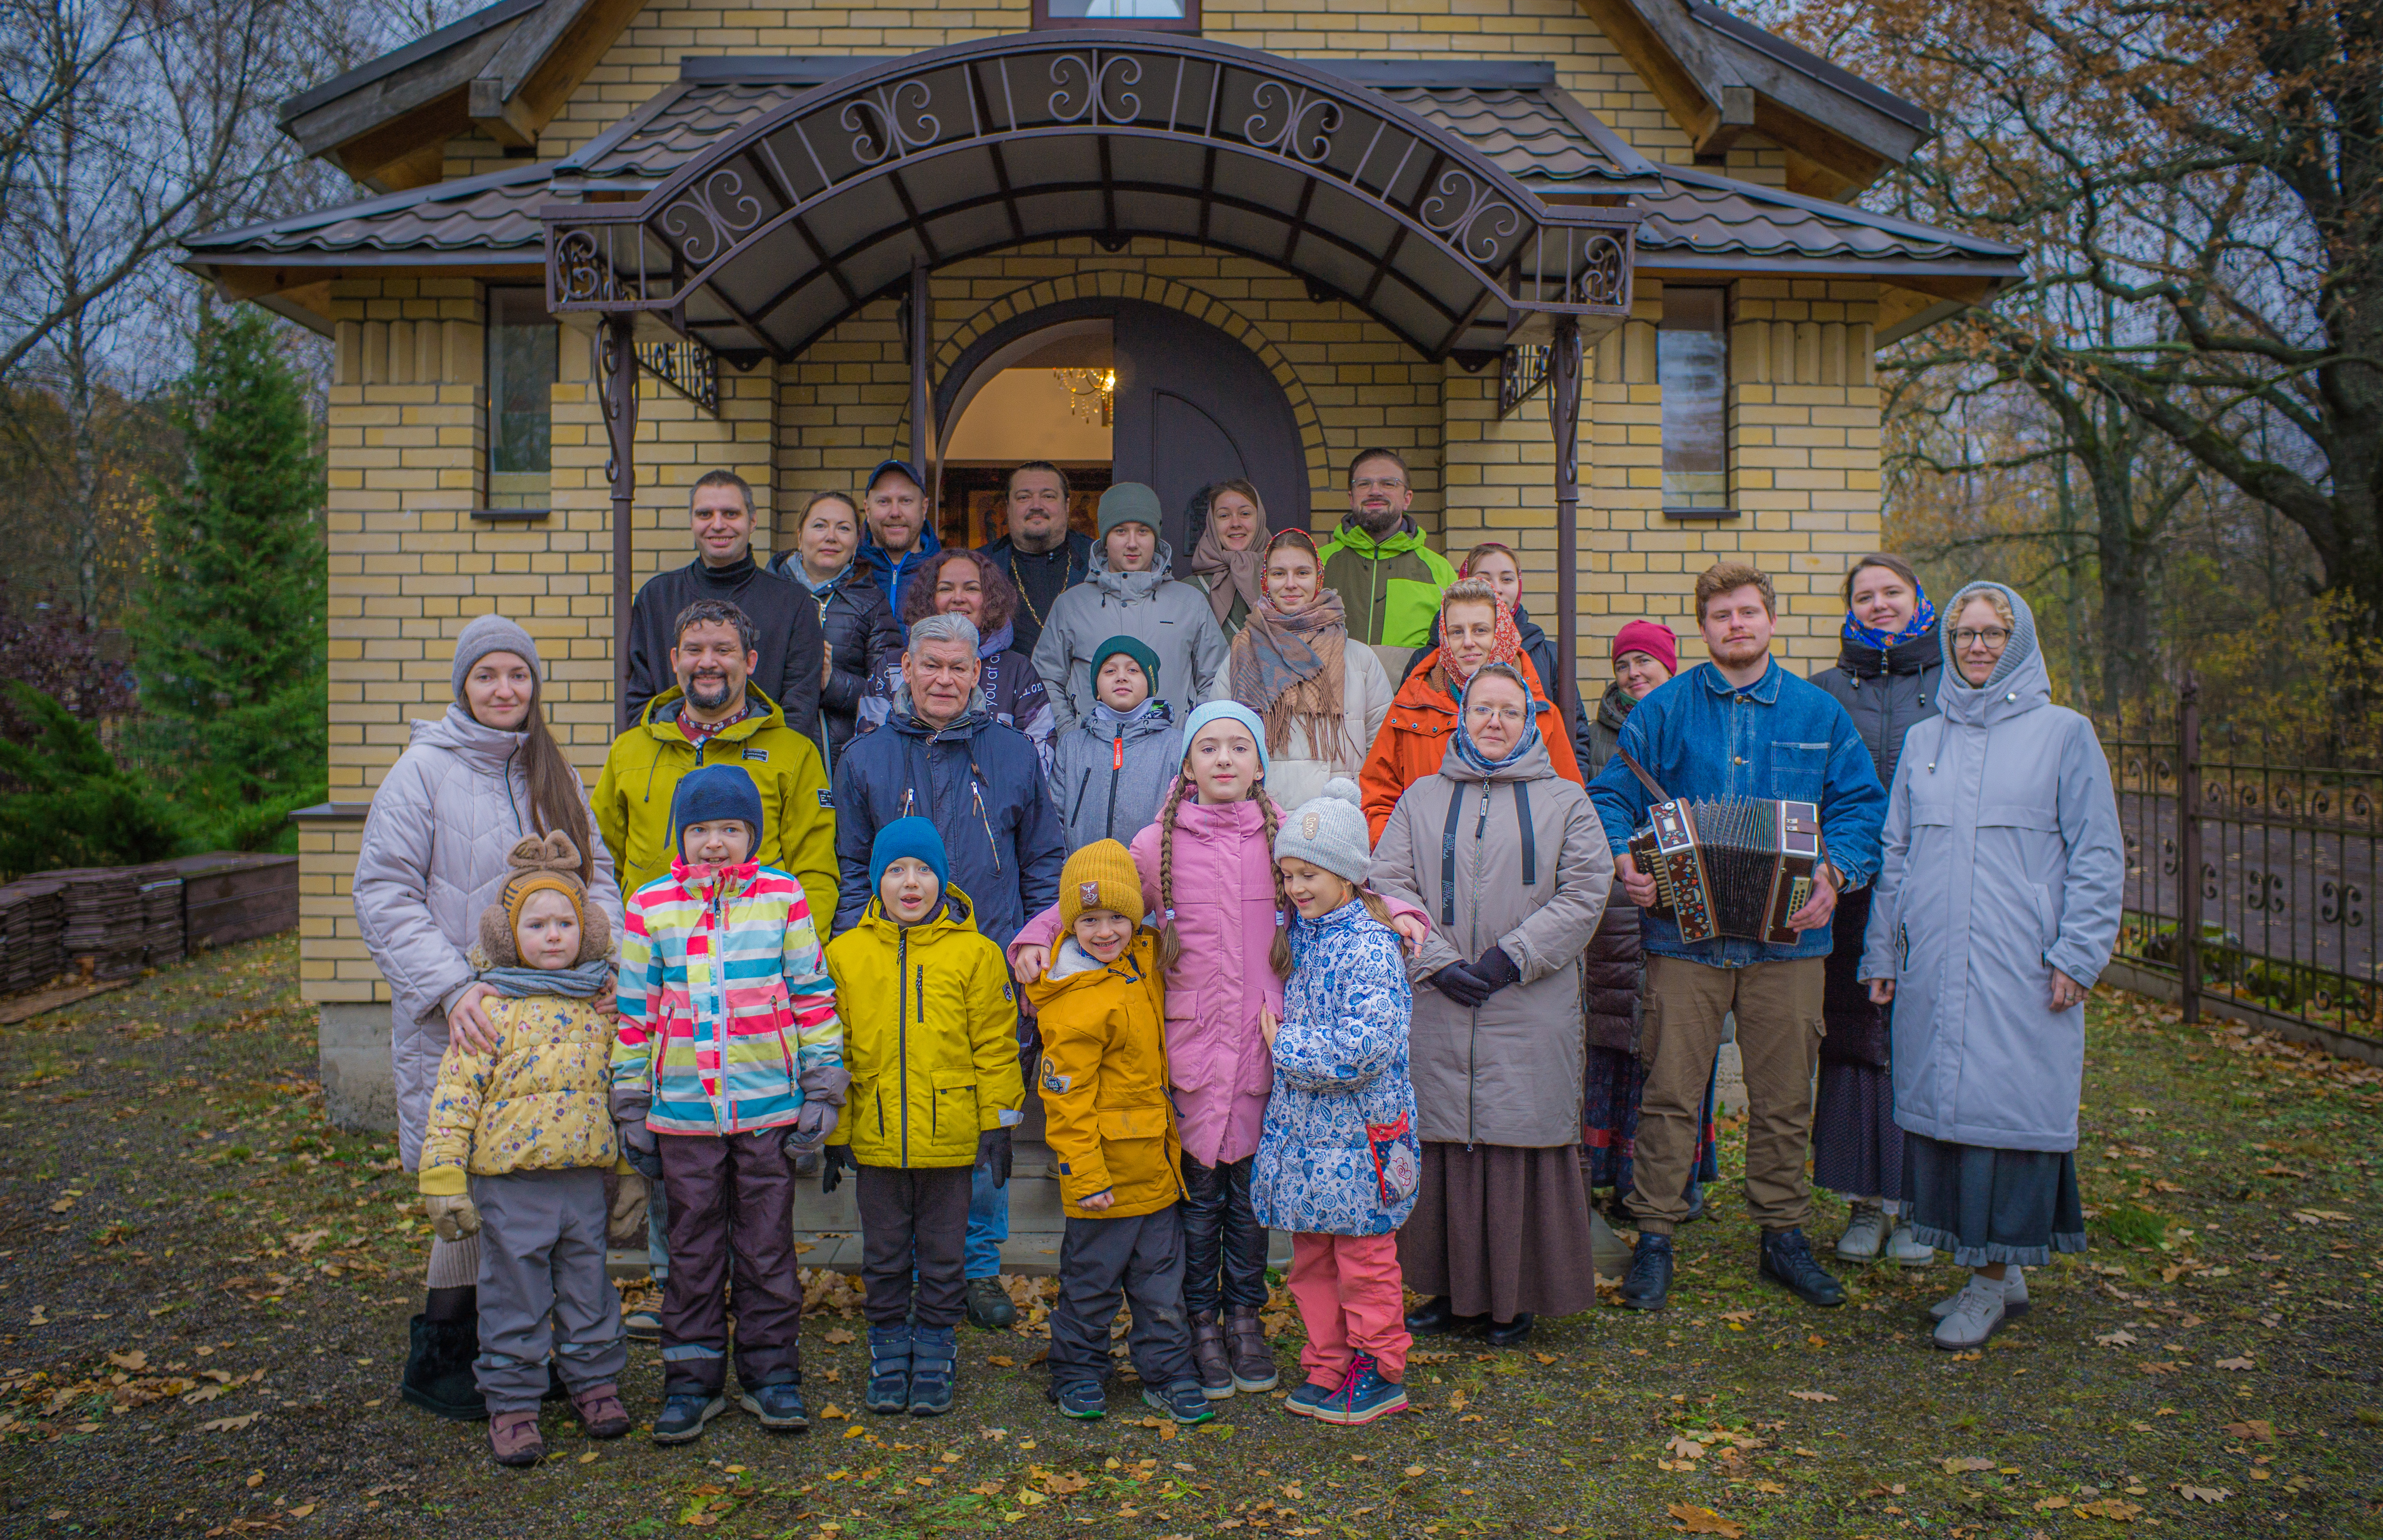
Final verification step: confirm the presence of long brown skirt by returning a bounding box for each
[1397,1143,1600,1322]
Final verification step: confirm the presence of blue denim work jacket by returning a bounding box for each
[1588,657,1887,968]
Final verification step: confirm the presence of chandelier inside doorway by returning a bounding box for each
[1054,367,1115,426]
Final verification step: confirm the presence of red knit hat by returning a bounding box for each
[1612,619,1680,676]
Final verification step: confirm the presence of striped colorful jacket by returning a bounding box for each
[612,858,843,1135]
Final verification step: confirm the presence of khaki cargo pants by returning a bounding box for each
[1627,954,1824,1237]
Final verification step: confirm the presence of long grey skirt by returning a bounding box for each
[1901,1131,2088,1267]
[1397,1143,1600,1322]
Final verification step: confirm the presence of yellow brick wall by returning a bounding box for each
[310,276,777,1007]
[437,0,1776,181]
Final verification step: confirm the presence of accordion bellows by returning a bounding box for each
[1629,797,1824,946]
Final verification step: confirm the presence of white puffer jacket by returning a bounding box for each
[352,706,624,1169]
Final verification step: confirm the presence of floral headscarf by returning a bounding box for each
[1228,529,1348,757]
[1431,587,1527,697]
[1450,661,1541,776]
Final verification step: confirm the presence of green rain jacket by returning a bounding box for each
[1313,518,1460,648]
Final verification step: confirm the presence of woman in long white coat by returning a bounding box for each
[1860,582,2122,1351]
[1222,529,1393,810]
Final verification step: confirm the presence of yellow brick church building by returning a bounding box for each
[181,0,2018,1098]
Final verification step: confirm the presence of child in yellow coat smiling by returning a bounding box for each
[1025,839,1210,1426]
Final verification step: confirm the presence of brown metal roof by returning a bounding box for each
[188,64,2019,283]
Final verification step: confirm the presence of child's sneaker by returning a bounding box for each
[740,1381,809,1431]
[622,1303,662,1341]
[651,1393,725,1445]
[569,1382,630,1439]
[866,1325,912,1414]
[1051,1379,1107,1420]
[908,1325,957,1416]
[488,1409,545,1466]
[1316,1356,1407,1426]
[1284,1380,1336,1418]
[1141,1380,1218,1426]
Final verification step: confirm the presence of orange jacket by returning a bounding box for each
[1359,647,1585,841]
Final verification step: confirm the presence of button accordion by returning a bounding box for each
[1627,795,1825,946]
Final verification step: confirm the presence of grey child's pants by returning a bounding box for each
[469,1167,627,1412]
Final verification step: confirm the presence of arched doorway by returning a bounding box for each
[936,297,1307,555]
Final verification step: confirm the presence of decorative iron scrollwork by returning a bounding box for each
[635,338,721,417]
[2320,880,2365,928]
[1245,80,1342,164]
[1577,233,1628,306]
[1498,343,1550,419]
[660,168,768,265]
[554,229,617,304]
[1048,52,1142,126]
[844,78,940,165]
[1418,167,1521,264]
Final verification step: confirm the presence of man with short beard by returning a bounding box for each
[1586,563,1886,1316]
[974,460,1093,659]
[831,610,1065,1331]
[1312,447,1458,670]
[622,469,824,737]
[594,598,837,922]
[858,459,943,630]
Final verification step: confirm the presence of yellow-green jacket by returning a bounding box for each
[592,684,837,927]
[1314,518,1459,648]
[823,888,1024,1168]
[418,994,622,1195]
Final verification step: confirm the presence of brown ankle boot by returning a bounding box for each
[1190,1311,1233,1399]
[1224,1306,1279,1394]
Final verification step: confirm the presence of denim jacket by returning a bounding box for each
[1588,657,1886,967]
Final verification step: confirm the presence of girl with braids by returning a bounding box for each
[1010,702,1429,1403]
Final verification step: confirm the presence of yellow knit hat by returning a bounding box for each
[1059,839,1143,932]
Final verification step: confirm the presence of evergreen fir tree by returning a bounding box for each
[130,311,327,846]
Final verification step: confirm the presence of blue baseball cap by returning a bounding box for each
[867,458,925,494]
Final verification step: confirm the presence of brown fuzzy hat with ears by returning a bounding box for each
[478,832,612,967]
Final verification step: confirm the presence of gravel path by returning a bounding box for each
[0,937,2376,1538]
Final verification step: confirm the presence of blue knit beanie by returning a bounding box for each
[869,816,950,895]
[1181,699,1271,776]
[670,764,764,855]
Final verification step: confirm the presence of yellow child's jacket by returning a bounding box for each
[823,887,1024,1168]
[418,993,622,1196]
[1024,929,1184,1219]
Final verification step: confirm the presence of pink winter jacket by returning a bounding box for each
[1009,797,1422,1167]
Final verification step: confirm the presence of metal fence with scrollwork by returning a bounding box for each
[2102,686,2380,1057]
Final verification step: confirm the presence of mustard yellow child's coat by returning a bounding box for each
[418,995,622,1195]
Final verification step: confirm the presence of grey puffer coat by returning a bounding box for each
[1368,737,1614,1147]
[1031,543,1230,733]
[1860,584,2123,1153]
[1811,625,1943,1066]
[352,706,624,1170]
[1049,700,1184,851]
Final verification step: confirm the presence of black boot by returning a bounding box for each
[1403,1296,1486,1336]
[1621,1234,1673,1312]
[400,1314,487,1421]
[1480,1314,1534,1348]
[1759,1227,1847,1308]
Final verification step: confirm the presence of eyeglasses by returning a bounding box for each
[1465,704,1527,725]
[1951,627,2011,648]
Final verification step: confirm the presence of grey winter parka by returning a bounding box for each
[1031,542,1230,733]
[352,705,625,1170]
[1049,700,1184,851]
[1859,584,2124,1153]
[1368,736,1614,1147]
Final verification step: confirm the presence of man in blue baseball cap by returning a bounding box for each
[860,458,941,630]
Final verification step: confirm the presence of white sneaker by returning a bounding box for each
[1883,1222,1935,1265]
[1930,1266,2028,1320]
[1932,1275,2008,1350]
[1835,1204,1887,1260]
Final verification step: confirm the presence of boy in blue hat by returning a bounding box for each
[822,817,1024,1416]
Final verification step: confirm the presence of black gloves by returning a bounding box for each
[1471,945,1520,994]
[1432,961,1495,1009]
[820,1144,856,1195]
[976,1127,1013,1188]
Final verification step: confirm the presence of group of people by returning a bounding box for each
[349,450,2126,1468]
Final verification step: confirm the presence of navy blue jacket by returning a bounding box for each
[856,525,943,633]
[830,695,1064,951]
[1588,656,1886,967]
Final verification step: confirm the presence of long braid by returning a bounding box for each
[1255,783,1295,979]
[1155,771,1191,973]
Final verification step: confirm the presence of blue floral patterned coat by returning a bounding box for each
[1251,898,1420,1237]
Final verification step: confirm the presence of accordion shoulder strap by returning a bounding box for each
[1439,783,1466,926]
[1513,780,1535,887]
[1615,748,1671,804]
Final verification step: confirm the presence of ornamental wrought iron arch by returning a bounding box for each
[540,30,1635,365]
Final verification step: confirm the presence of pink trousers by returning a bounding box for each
[1286,1232,1410,1387]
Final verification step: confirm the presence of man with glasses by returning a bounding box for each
[974,460,1092,659]
[830,610,1065,1332]
[1314,446,1459,673]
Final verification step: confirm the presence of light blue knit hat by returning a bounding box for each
[1181,699,1271,776]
